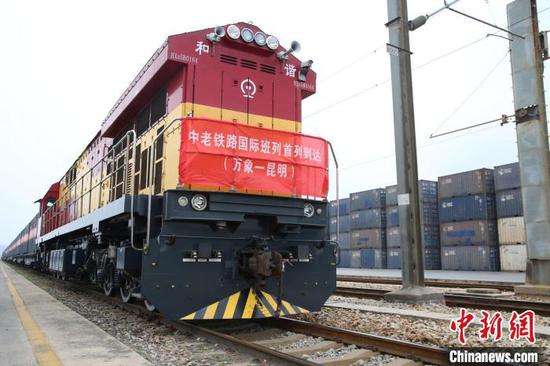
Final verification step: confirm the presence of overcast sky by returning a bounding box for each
[1,0,549,248]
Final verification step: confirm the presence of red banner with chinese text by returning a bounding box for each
[179,118,328,198]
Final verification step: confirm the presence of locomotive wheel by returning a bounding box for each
[103,278,114,296]
[144,299,156,312]
[88,264,98,283]
[103,266,115,297]
[120,278,134,303]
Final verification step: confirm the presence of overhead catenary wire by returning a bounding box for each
[429,50,511,137]
[304,34,497,120]
[340,119,510,171]
[319,46,384,83]
[430,113,514,139]
[306,6,550,121]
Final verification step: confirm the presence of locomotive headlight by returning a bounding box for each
[241,28,254,43]
[266,35,279,50]
[178,196,189,207]
[227,25,240,40]
[191,194,208,211]
[304,203,315,218]
[254,32,267,46]
[316,207,323,215]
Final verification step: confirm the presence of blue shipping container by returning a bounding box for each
[350,188,386,211]
[385,180,438,206]
[330,215,350,233]
[329,198,350,217]
[496,188,523,218]
[440,220,498,246]
[387,226,440,248]
[385,185,398,206]
[349,250,362,268]
[386,227,401,248]
[350,209,386,229]
[360,249,386,269]
[384,247,441,270]
[338,250,351,268]
[424,247,442,270]
[387,248,401,269]
[386,202,439,227]
[331,232,351,250]
[350,229,386,249]
[494,162,520,191]
[438,168,494,199]
[439,194,496,223]
[441,245,500,271]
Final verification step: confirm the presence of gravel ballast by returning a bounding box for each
[9,265,266,366]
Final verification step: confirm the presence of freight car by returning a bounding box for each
[2,23,337,320]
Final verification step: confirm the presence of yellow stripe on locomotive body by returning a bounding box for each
[134,101,302,197]
[180,288,310,320]
[48,95,302,230]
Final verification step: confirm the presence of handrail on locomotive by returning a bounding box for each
[40,129,138,247]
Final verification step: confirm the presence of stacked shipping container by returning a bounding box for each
[330,198,352,267]
[494,162,526,271]
[385,181,441,270]
[439,169,500,271]
[349,188,387,268]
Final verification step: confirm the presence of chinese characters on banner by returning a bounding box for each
[450,308,536,345]
[179,118,329,198]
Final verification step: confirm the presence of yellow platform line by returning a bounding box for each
[1,265,63,366]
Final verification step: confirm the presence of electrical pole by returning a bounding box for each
[384,0,443,303]
[508,0,550,295]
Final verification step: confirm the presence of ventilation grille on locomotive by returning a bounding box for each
[260,64,276,74]
[240,59,257,70]
[220,55,276,74]
[220,54,238,65]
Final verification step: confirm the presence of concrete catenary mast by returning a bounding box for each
[384,0,443,303]
[508,0,550,295]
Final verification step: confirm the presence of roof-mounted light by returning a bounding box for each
[241,28,254,43]
[227,25,240,40]
[266,35,279,50]
[254,32,267,46]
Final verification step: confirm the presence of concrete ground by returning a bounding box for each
[337,268,525,283]
[0,262,151,366]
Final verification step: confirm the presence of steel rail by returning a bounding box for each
[337,275,516,292]
[263,317,449,366]
[334,286,550,317]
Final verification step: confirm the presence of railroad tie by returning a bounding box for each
[383,359,423,366]
[253,333,307,347]
[210,322,258,333]
[314,349,378,366]
[285,340,343,357]
[236,328,283,341]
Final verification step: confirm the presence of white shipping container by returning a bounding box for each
[497,217,526,245]
[499,244,527,272]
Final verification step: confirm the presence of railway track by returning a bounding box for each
[337,275,516,292]
[12,264,452,365]
[334,286,550,317]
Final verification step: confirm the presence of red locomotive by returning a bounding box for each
[2,23,336,320]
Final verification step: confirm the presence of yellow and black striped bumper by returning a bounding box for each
[181,288,309,320]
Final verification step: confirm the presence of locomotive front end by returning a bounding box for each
[139,118,335,320]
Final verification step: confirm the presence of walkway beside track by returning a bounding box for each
[0,263,151,366]
[337,268,525,283]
